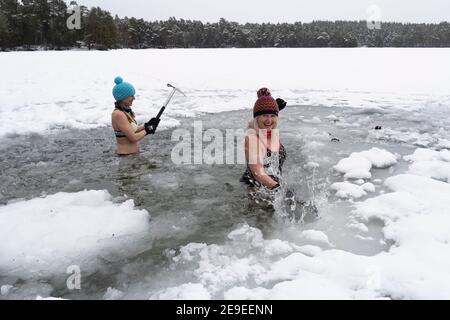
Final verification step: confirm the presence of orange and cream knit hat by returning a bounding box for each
[253,88,279,118]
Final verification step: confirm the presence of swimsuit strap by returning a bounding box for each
[113,108,138,138]
[115,130,127,138]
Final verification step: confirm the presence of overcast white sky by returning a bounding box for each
[72,0,450,23]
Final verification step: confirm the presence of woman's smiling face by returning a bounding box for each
[256,114,278,131]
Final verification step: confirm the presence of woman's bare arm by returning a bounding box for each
[245,135,278,189]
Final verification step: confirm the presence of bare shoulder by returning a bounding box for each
[112,109,126,121]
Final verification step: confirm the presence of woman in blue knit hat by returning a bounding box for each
[111,76,160,155]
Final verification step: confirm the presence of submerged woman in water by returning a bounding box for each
[241,88,287,192]
[111,76,160,156]
[241,88,319,220]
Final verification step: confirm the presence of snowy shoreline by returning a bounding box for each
[1,48,449,138]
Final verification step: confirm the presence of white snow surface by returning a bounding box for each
[334,148,397,182]
[1,48,450,137]
[354,148,398,169]
[1,48,450,299]
[331,182,368,199]
[0,190,151,278]
[150,171,450,299]
[333,156,372,179]
[404,148,450,183]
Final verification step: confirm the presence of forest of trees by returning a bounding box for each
[1,0,450,51]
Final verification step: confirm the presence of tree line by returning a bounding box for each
[1,0,450,50]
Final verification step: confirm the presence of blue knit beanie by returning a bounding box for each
[112,76,136,101]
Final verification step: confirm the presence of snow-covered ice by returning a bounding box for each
[300,230,333,246]
[1,48,450,300]
[103,287,125,300]
[354,148,397,169]
[0,190,151,278]
[1,48,450,138]
[331,182,368,199]
[404,148,450,183]
[333,148,397,184]
[334,156,372,180]
[147,173,450,300]
[1,285,14,296]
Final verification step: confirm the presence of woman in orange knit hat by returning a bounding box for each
[241,87,287,191]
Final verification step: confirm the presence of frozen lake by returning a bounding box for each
[1,104,449,299]
[1,49,450,299]
[1,48,450,138]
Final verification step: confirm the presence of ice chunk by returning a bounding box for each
[300,230,333,246]
[331,182,367,199]
[334,148,397,182]
[334,156,372,178]
[103,287,124,300]
[404,148,450,163]
[353,148,397,169]
[361,183,376,193]
[1,285,14,296]
[404,148,450,183]
[0,190,151,279]
[409,161,450,183]
[344,169,372,180]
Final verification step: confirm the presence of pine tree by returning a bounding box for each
[0,0,22,47]
[84,7,117,50]
[1,3,450,50]
[47,0,68,48]
[0,10,8,50]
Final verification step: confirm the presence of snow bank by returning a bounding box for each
[148,173,450,300]
[0,190,151,278]
[404,148,450,183]
[404,148,450,163]
[1,48,450,137]
[141,166,450,300]
[352,174,450,298]
[408,162,450,183]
